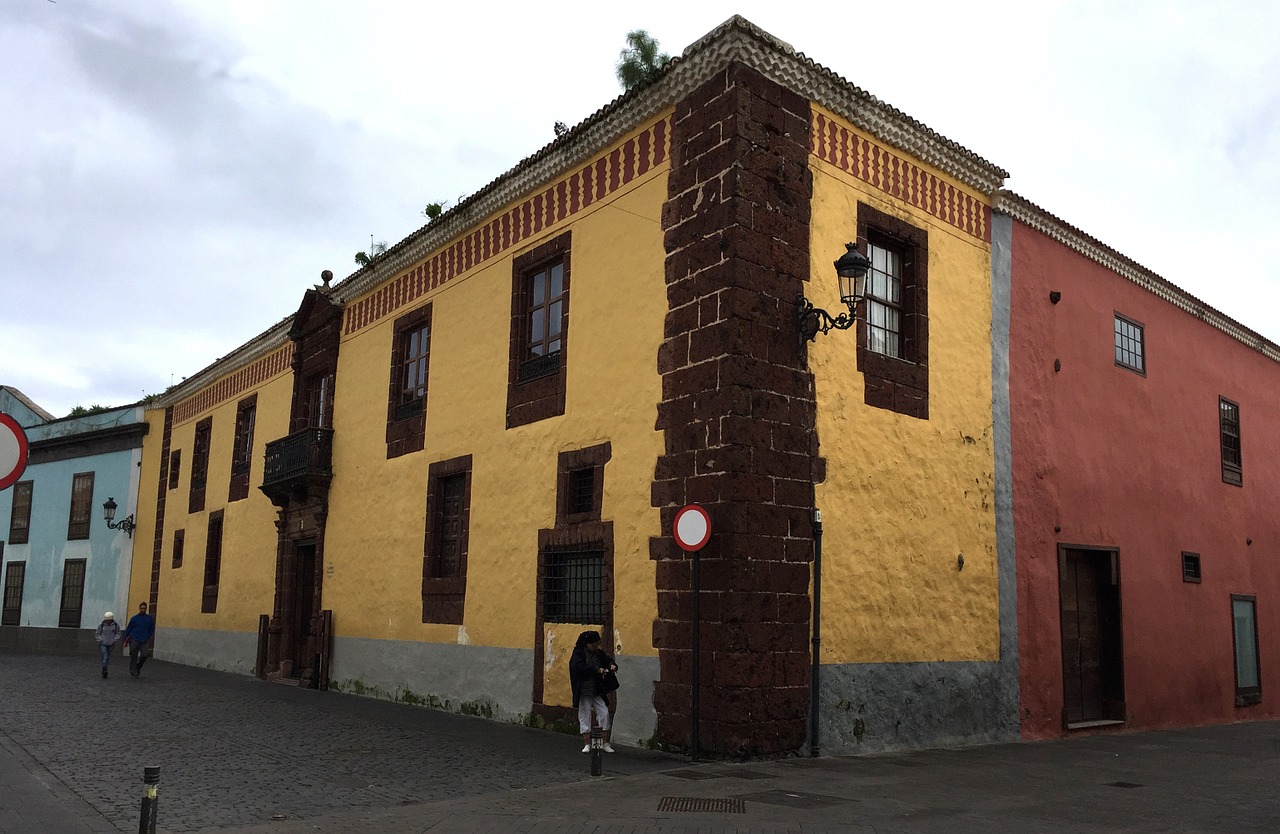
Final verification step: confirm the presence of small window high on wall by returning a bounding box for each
[1219,397,1242,486]
[1114,314,1145,374]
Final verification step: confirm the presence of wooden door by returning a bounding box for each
[292,543,317,677]
[1059,547,1126,726]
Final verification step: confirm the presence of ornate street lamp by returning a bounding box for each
[102,497,135,538]
[797,242,872,347]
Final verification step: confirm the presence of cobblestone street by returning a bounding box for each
[4,651,1280,833]
[0,652,677,832]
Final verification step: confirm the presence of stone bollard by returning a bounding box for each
[589,726,604,777]
[138,765,159,834]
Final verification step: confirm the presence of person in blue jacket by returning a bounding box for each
[94,611,122,678]
[122,601,156,678]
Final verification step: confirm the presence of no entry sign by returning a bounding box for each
[0,413,30,490]
[673,504,711,551]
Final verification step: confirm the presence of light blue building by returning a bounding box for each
[1,386,146,653]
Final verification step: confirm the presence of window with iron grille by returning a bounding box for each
[1114,314,1145,374]
[58,558,86,628]
[229,395,257,501]
[190,417,212,512]
[172,529,185,569]
[67,472,94,540]
[2,559,24,626]
[567,467,596,517]
[202,511,223,614]
[1219,397,1242,486]
[543,547,605,624]
[1181,551,1201,583]
[8,481,32,544]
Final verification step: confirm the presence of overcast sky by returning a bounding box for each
[3,1,1278,419]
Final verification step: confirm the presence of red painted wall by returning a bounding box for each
[1010,220,1280,739]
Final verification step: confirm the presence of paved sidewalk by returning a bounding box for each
[3,651,1279,832]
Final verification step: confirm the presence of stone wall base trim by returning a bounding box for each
[151,629,661,746]
[153,626,258,676]
[820,659,1019,755]
[0,625,97,655]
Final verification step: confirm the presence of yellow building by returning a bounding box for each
[130,17,1014,756]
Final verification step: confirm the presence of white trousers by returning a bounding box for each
[578,694,610,734]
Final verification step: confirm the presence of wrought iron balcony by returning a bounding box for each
[260,428,333,505]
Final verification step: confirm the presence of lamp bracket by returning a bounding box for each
[797,294,856,348]
[107,515,136,538]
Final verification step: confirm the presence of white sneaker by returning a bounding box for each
[581,744,590,753]
[603,743,616,753]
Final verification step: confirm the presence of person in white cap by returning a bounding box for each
[95,612,122,678]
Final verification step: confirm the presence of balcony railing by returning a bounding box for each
[262,428,333,493]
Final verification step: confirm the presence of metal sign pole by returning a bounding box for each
[691,545,700,763]
[672,504,711,764]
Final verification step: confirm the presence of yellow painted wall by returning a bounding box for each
[323,141,669,664]
[132,368,294,632]
[807,108,999,664]
[138,120,672,708]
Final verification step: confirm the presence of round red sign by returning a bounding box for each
[0,413,30,491]
[672,504,712,551]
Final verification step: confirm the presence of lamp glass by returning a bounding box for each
[834,244,871,306]
[837,271,868,306]
[103,497,117,523]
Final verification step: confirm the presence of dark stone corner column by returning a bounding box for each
[652,62,818,757]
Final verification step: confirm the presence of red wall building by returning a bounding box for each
[999,193,1280,739]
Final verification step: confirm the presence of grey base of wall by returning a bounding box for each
[821,659,1020,755]
[153,628,661,747]
[0,625,97,655]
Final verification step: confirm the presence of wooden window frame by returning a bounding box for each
[202,509,224,614]
[1230,594,1261,707]
[386,304,432,459]
[2,558,24,626]
[855,203,929,420]
[190,417,212,513]
[1114,313,1146,375]
[1181,551,1202,584]
[506,231,571,429]
[422,454,471,624]
[8,480,32,544]
[168,450,182,490]
[556,443,610,526]
[228,394,257,502]
[1219,397,1242,486]
[58,558,87,628]
[172,529,185,569]
[67,471,94,541]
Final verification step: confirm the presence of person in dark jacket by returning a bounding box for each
[122,601,156,678]
[94,612,122,678]
[569,630,619,753]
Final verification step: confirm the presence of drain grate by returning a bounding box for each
[657,797,746,813]
[1106,781,1144,789]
